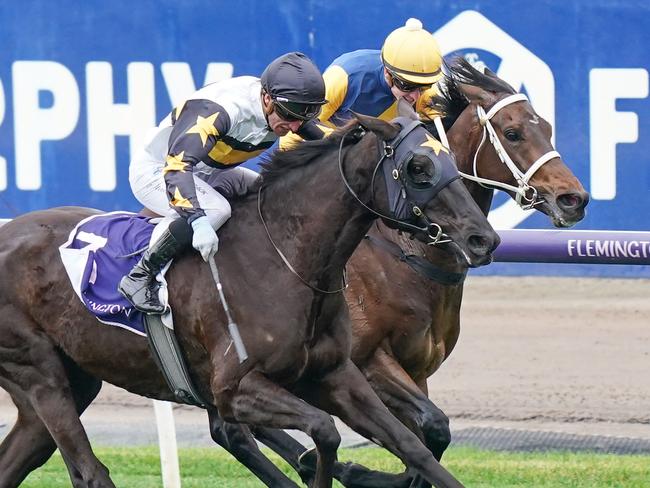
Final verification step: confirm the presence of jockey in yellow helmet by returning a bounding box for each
[381,17,443,105]
[319,17,442,127]
[254,18,443,158]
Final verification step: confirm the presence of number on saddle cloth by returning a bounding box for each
[58,211,163,335]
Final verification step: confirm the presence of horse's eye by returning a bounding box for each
[504,129,521,142]
[406,157,436,188]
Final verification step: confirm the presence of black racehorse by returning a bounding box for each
[0,110,498,488]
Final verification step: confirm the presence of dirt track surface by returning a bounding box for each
[429,276,650,439]
[1,277,649,445]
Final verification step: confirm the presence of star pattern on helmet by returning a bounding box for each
[163,151,188,175]
[186,112,220,146]
[420,133,448,155]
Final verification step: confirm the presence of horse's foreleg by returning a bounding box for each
[309,359,464,488]
[254,421,418,488]
[216,370,341,488]
[366,349,450,458]
[302,347,451,488]
[0,357,102,488]
[364,348,451,488]
[206,407,303,488]
[249,425,318,485]
[250,425,308,469]
[0,307,115,488]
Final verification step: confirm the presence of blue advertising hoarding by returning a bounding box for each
[0,0,648,276]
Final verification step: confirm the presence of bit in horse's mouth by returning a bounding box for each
[537,197,564,226]
[460,248,472,266]
[538,199,575,228]
[538,198,575,228]
[443,240,491,268]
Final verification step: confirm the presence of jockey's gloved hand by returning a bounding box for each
[190,216,219,261]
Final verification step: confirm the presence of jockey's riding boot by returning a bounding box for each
[118,228,185,314]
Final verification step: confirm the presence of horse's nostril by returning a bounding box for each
[468,234,491,255]
[557,192,587,211]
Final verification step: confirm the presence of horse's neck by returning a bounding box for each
[447,107,495,216]
[249,141,377,286]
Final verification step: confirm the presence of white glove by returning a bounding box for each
[191,216,219,261]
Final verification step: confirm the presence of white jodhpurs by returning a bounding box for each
[129,157,260,231]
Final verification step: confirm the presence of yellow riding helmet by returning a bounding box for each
[381,18,443,85]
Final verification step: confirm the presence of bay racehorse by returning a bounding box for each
[337,58,589,487]
[0,111,498,488]
[227,58,590,487]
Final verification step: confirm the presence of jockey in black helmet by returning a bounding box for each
[119,52,326,314]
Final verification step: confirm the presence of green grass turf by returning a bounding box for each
[19,445,650,487]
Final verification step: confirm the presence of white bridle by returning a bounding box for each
[438,93,560,210]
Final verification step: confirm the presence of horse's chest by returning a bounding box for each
[394,328,445,377]
[259,316,349,384]
[420,334,446,375]
[416,310,458,375]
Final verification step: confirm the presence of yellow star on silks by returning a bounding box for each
[420,133,448,156]
[163,151,188,175]
[170,187,193,209]
[186,112,220,146]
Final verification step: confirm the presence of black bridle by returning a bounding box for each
[257,119,461,294]
[337,118,460,245]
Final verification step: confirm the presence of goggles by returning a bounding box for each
[273,98,322,122]
[390,73,432,93]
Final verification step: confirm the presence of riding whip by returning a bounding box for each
[208,258,248,363]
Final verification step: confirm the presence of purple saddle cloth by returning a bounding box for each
[59,211,157,336]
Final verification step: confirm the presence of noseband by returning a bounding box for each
[461,93,560,210]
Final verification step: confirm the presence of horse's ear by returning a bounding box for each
[353,112,400,141]
[483,67,498,78]
[397,97,418,120]
[458,82,494,106]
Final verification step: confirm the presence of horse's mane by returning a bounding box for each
[248,120,363,192]
[427,57,517,132]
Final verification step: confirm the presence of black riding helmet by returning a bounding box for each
[261,52,327,121]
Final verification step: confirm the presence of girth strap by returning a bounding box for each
[144,314,207,408]
[364,235,466,286]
